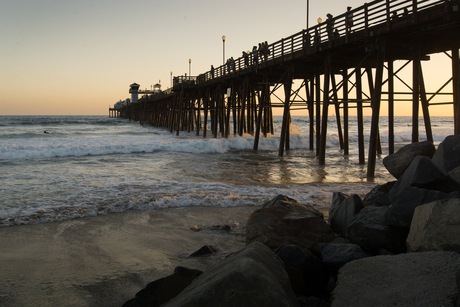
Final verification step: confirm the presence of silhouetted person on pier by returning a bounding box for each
[334,28,340,39]
[226,58,231,73]
[346,7,353,30]
[211,65,214,78]
[314,28,320,46]
[252,46,258,65]
[230,57,235,71]
[304,31,311,47]
[326,13,334,41]
[264,41,270,61]
[391,11,398,21]
[403,8,409,16]
[243,51,249,67]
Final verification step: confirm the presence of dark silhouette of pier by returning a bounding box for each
[112,0,460,178]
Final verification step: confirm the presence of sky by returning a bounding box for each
[0,0,455,116]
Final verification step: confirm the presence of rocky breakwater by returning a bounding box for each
[123,135,460,307]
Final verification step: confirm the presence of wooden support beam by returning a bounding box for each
[176,91,184,136]
[330,74,344,150]
[279,67,294,157]
[232,84,237,136]
[412,50,420,143]
[343,68,349,155]
[420,65,433,143]
[239,82,247,136]
[366,66,382,154]
[388,59,395,154]
[196,91,202,136]
[367,43,385,178]
[356,68,365,165]
[315,69,321,156]
[306,76,315,151]
[319,56,331,165]
[453,47,460,135]
[254,75,269,150]
[203,89,209,138]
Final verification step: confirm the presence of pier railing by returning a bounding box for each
[171,0,450,88]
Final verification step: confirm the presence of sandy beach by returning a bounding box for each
[0,205,266,307]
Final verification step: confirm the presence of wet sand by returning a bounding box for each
[0,206,261,307]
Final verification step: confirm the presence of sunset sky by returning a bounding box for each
[1,0,455,116]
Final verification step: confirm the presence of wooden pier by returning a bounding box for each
[113,0,460,177]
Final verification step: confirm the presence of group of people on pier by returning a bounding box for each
[242,41,270,67]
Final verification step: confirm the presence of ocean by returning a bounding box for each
[0,115,454,227]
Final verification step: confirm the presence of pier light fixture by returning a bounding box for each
[222,35,226,65]
[170,71,172,88]
[317,17,322,24]
[189,59,192,80]
[306,0,309,29]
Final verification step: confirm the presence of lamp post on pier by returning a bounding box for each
[170,71,172,88]
[307,0,309,29]
[189,59,191,81]
[222,35,226,65]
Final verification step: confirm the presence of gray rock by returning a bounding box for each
[346,206,392,254]
[188,245,216,257]
[407,198,460,252]
[449,166,460,185]
[329,192,348,217]
[246,195,335,250]
[382,141,436,179]
[457,270,460,307]
[275,243,330,297]
[386,186,459,228]
[329,194,365,237]
[432,134,460,172]
[332,251,460,307]
[316,243,369,271]
[363,181,395,207]
[262,194,323,218]
[122,266,203,307]
[388,155,452,203]
[163,242,300,307]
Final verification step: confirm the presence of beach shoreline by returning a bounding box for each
[0,205,263,307]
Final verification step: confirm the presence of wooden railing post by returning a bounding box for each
[365,3,369,37]
[281,38,285,60]
[386,0,391,31]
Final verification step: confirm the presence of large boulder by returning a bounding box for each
[346,206,392,254]
[275,243,330,297]
[122,266,203,307]
[363,181,395,207]
[432,135,460,172]
[407,198,460,252]
[246,195,335,250]
[329,194,365,237]
[163,242,300,307]
[332,251,460,307]
[388,155,456,203]
[386,186,459,228]
[382,141,436,179]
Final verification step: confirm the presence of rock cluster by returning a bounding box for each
[123,135,460,307]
